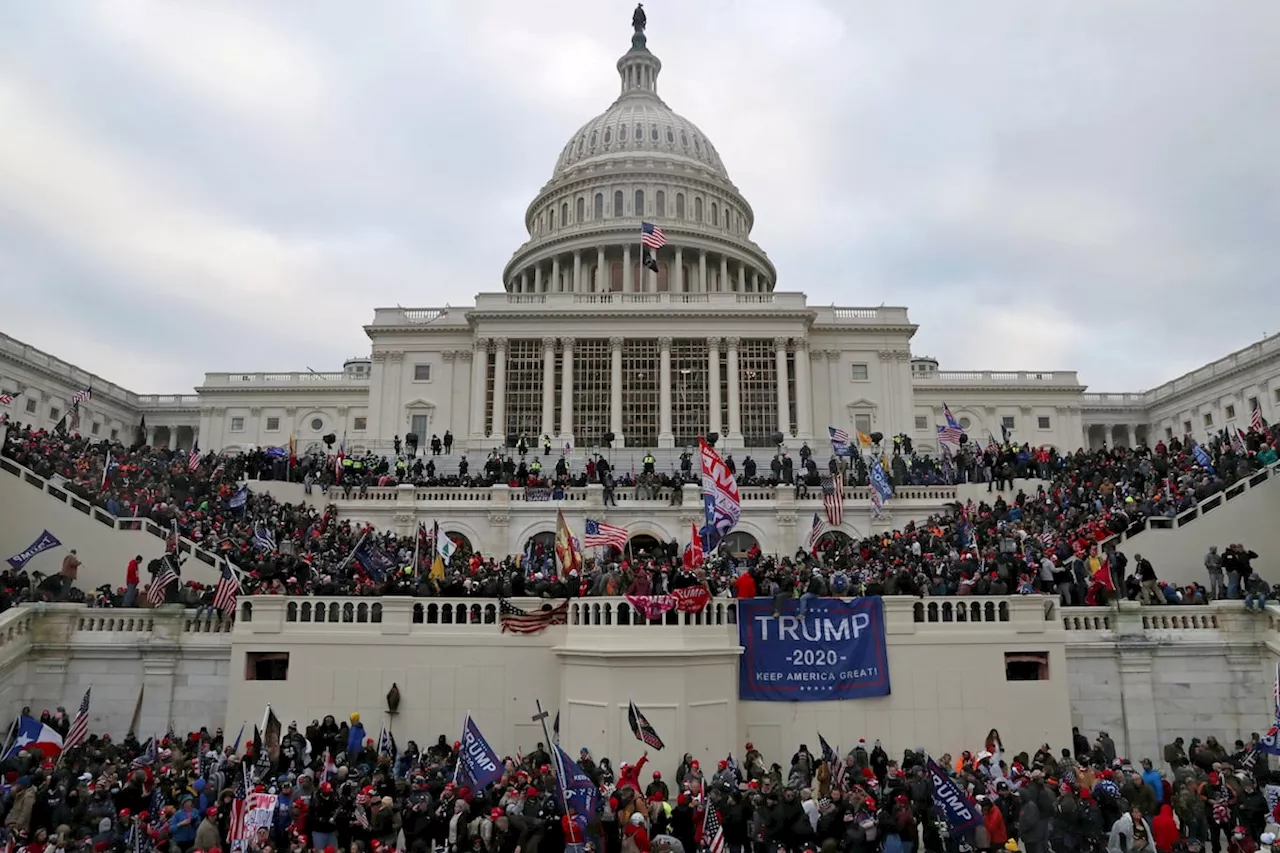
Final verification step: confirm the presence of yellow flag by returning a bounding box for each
[857,431,873,447]
[429,554,445,580]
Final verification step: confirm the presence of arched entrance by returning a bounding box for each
[815,529,854,551]
[522,532,556,571]
[626,534,666,558]
[443,531,473,557]
[721,531,759,558]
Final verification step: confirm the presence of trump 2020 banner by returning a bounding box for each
[7,530,62,571]
[738,597,890,701]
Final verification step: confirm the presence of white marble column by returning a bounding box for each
[794,339,812,440]
[726,337,742,442]
[551,257,561,293]
[596,248,605,292]
[491,338,508,438]
[559,338,575,440]
[753,272,761,292]
[623,246,632,292]
[708,337,722,437]
[737,263,746,293]
[1124,423,1134,448]
[610,337,624,446]
[719,256,729,294]
[573,251,583,293]
[674,247,684,293]
[775,337,790,439]
[471,340,490,439]
[534,265,543,293]
[826,350,841,433]
[541,338,557,439]
[168,428,178,450]
[520,272,528,293]
[808,351,827,431]
[658,336,673,446]
[698,251,707,292]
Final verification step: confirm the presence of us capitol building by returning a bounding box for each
[2,9,1280,546]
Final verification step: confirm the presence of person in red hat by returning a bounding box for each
[646,771,669,801]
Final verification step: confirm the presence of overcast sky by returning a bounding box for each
[1,1,1277,394]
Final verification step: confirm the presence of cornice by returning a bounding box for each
[196,385,371,396]
[912,382,1085,394]
[463,308,818,325]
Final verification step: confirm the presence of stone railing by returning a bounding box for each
[916,370,1081,385]
[1096,457,1280,550]
[1146,332,1280,402]
[201,371,367,386]
[0,457,232,572]
[1060,600,1274,643]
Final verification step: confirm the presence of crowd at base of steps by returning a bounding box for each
[2,422,1275,610]
[0,713,1276,853]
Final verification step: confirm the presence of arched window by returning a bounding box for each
[549,207,556,230]
[711,202,718,226]
[695,197,703,222]
[560,202,568,227]
[576,197,584,222]
[613,190,624,218]
[594,193,604,219]
[634,189,645,216]
[656,191,665,217]
[676,193,685,219]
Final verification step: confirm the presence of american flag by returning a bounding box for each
[147,560,178,606]
[805,512,827,554]
[63,687,91,752]
[0,394,12,406]
[821,476,843,526]
[1253,406,1265,432]
[213,562,241,614]
[702,804,725,853]
[640,221,667,250]
[71,386,92,405]
[498,598,570,634]
[227,763,250,853]
[253,526,276,552]
[187,447,201,472]
[828,426,852,457]
[936,402,964,444]
[583,518,628,550]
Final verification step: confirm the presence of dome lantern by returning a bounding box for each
[618,4,661,98]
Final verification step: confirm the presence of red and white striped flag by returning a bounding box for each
[1252,407,1265,432]
[0,394,12,406]
[213,562,241,615]
[187,448,201,472]
[821,476,843,526]
[147,562,178,607]
[63,687,91,752]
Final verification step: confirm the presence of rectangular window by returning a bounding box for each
[1002,415,1015,429]
[1248,396,1259,413]
[410,414,429,441]
[25,398,36,413]
[110,429,118,441]
[245,651,290,681]
[1037,416,1051,430]
[1203,412,1213,427]
[91,422,100,435]
[1225,404,1235,420]
[1183,420,1192,434]
[914,415,928,431]
[413,364,432,382]
[49,407,60,422]
[854,413,872,435]
[1005,651,1049,681]
[850,363,869,381]
[1275,388,1280,404]
[1166,427,1174,440]
[230,417,245,432]
[353,416,367,431]
[265,417,280,431]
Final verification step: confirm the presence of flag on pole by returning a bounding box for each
[1252,406,1266,432]
[147,560,177,606]
[937,402,963,444]
[71,386,92,406]
[62,688,92,752]
[555,510,581,577]
[682,521,704,570]
[213,562,241,614]
[583,519,628,550]
[828,426,852,457]
[187,446,201,472]
[628,700,665,750]
[805,512,827,553]
[429,521,447,580]
[640,222,667,249]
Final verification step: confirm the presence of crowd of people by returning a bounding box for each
[1,714,1277,853]
[0,420,1276,610]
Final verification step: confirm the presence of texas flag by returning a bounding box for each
[4,714,64,759]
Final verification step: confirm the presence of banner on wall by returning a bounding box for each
[737,597,890,701]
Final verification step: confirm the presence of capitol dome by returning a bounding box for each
[502,7,775,297]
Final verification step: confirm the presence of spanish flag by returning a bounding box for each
[555,510,581,577]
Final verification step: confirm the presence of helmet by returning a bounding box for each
[349,713,360,724]
[653,771,661,779]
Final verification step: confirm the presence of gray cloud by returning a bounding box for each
[0,0,1276,394]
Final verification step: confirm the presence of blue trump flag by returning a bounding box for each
[553,744,600,818]
[456,716,504,791]
[738,597,890,701]
[1191,441,1215,473]
[228,485,250,511]
[926,757,981,832]
[353,540,395,581]
[7,530,62,571]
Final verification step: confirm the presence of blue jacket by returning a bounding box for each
[1142,768,1164,802]
[347,722,366,756]
[169,807,198,843]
